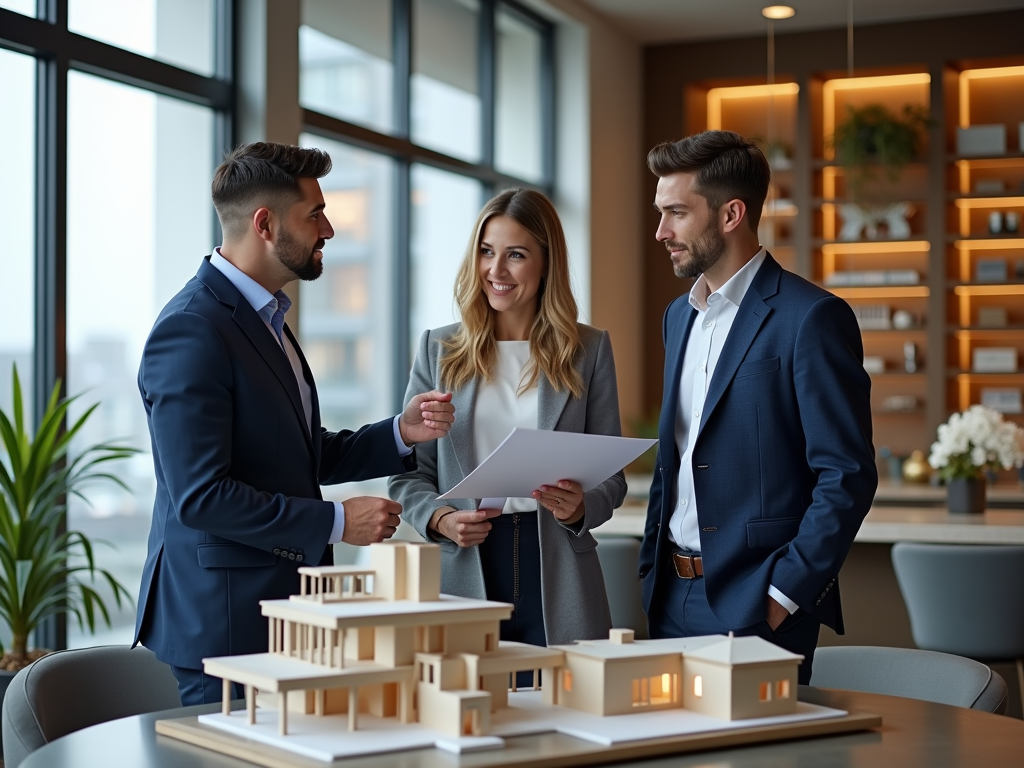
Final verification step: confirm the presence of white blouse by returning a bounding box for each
[473,341,539,513]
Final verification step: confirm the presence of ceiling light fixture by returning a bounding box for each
[762,5,795,20]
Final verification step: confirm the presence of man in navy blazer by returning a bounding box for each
[134,143,455,705]
[639,131,876,683]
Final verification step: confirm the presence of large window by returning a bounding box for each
[299,0,554,414]
[65,71,216,646]
[0,48,35,420]
[0,0,232,649]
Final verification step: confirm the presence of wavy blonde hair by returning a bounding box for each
[440,188,583,398]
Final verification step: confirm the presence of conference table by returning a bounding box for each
[20,687,1024,768]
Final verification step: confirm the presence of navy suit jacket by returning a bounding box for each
[639,254,876,634]
[134,257,414,668]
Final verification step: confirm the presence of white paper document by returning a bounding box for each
[437,428,657,503]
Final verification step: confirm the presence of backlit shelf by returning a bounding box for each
[946,325,1024,332]
[816,239,930,251]
[827,286,930,299]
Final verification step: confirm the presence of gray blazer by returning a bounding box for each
[389,322,626,645]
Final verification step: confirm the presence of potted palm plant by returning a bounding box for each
[0,365,136,696]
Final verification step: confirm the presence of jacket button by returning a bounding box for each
[296,554,304,562]
[273,548,281,556]
[288,552,296,560]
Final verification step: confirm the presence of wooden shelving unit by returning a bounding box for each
[945,62,1024,483]
[686,59,1024,464]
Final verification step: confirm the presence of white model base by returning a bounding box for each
[198,690,847,762]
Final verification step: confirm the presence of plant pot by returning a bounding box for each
[946,477,986,514]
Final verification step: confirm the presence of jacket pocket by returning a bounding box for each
[735,356,780,379]
[746,516,801,549]
[566,529,598,553]
[197,543,277,568]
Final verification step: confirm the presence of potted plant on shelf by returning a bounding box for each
[0,365,136,696]
[927,404,1024,514]
[830,102,931,240]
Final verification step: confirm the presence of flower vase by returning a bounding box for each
[946,477,986,514]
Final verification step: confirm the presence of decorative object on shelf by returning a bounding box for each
[837,202,914,240]
[981,387,1023,415]
[972,347,1018,373]
[988,211,1003,235]
[928,404,1024,514]
[975,179,1005,194]
[891,310,915,330]
[851,304,890,330]
[901,450,931,484]
[831,103,931,198]
[862,356,885,374]
[975,258,1007,282]
[977,307,1008,327]
[956,124,1007,157]
[1006,211,1019,234]
[0,365,137,674]
[825,268,919,286]
[1016,259,1024,279]
[878,446,903,484]
[903,341,917,373]
[881,394,918,412]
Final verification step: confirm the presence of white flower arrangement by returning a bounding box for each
[928,405,1024,482]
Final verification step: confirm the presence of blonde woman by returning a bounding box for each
[389,188,626,657]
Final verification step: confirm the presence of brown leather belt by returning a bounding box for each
[672,552,703,579]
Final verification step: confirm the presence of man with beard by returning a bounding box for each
[134,142,455,705]
[639,131,876,684]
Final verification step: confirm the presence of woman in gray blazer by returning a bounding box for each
[389,188,626,653]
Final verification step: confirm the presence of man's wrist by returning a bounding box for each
[393,414,413,454]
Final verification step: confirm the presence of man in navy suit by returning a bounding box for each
[639,131,876,684]
[134,143,455,705]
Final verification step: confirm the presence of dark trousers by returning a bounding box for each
[648,551,820,685]
[479,511,545,687]
[171,664,245,707]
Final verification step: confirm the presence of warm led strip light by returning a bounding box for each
[821,240,930,254]
[828,286,930,299]
[953,238,1024,250]
[706,83,799,131]
[959,65,1024,129]
[822,73,931,160]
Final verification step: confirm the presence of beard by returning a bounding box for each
[667,216,727,279]
[275,226,324,281]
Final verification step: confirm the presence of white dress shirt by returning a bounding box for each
[209,251,412,545]
[667,248,797,615]
[474,341,539,513]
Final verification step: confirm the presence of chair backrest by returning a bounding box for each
[1,645,181,768]
[811,645,1008,714]
[595,536,649,639]
[891,543,1024,659]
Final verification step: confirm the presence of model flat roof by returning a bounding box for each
[260,593,513,630]
[550,635,726,661]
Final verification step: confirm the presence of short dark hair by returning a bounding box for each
[647,131,770,231]
[211,142,332,241]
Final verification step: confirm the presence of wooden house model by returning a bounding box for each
[202,541,802,745]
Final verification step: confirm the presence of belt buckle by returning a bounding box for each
[673,553,698,579]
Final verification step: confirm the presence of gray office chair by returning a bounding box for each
[811,645,1008,714]
[1,645,181,768]
[891,543,1024,710]
[596,536,649,639]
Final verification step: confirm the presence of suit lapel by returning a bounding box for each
[660,305,697,468]
[197,260,313,452]
[283,323,319,454]
[537,372,571,433]
[697,254,780,439]
[448,376,479,479]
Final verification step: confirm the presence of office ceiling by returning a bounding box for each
[579,0,1024,43]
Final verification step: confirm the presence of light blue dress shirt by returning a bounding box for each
[209,250,412,544]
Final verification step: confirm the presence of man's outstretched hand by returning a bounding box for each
[399,390,455,444]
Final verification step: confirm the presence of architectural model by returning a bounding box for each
[197,541,839,760]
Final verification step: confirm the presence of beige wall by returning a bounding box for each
[527,0,645,431]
